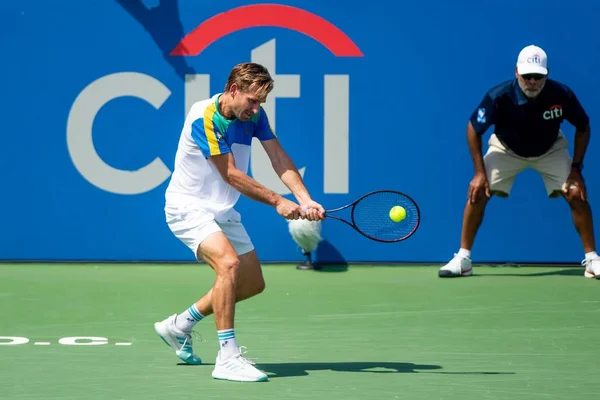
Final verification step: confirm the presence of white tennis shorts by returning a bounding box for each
[484,132,571,197]
[165,204,254,260]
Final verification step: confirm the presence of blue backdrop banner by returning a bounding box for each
[1,0,598,263]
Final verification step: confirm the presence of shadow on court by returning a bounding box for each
[294,240,350,272]
[259,361,440,377]
[313,240,349,273]
[254,361,514,378]
[472,267,584,277]
[313,264,349,273]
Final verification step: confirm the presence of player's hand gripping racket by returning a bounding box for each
[318,190,420,242]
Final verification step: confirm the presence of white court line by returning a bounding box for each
[115,342,132,346]
[34,342,51,345]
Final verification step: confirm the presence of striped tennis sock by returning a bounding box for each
[175,304,204,333]
[217,329,238,358]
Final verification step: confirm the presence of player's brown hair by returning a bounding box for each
[224,62,274,102]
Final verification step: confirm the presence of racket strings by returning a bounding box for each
[351,191,419,241]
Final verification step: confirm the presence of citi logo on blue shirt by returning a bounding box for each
[543,105,563,120]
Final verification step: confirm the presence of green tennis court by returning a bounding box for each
[1,263,598,399]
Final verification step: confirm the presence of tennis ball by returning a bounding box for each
[389,206,406,222]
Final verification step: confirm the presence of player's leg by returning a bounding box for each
[235,249,266,299]
[534,138,599,279]
[199,221,268,382]
[194,218,265,315]
[172,223,264,332]
[204,251,269,382]
[155,221,269,382]
[176,248,268,381]
[197,232,240,354]
[154,205,222,365]
[194,250,265,317]
[439,135,527,277]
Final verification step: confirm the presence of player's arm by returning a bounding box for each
[191,115,297,217]
[260,138,312,204]
[210,152,307,219]
[254,108,325,219]
[261,139,324,220]
[209,152,281,207]
[253,107,310,203]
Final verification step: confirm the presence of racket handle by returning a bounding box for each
[296,207,308,219]
[296,208,328,220]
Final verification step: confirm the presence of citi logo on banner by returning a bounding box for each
[67,4,363,195]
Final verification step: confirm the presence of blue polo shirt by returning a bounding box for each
[470,79,589,157]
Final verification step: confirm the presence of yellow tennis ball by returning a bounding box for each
[389,206,406,222]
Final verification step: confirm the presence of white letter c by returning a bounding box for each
[66,72,172,195]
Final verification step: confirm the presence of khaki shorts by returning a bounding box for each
[165,204,254,260]
[484,132,572,197]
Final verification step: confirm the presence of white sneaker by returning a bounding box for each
[438,254,473,277]
[582,257,600,279]
[212,348,268,382]
[154,314,202,365]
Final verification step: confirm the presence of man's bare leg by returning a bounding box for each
[439,195,492,277]
[194,234,268,381]
[460,196,491,250]
[195,232,240,357]
[195,250,265,317]
[564,188,596,253]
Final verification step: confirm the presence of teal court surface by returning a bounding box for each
[0,263,598,400]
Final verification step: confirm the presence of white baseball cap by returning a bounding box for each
[516,45,548,75]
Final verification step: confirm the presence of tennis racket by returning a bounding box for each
[319,190,420,243]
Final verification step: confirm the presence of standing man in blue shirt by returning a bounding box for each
[439,45,599,279]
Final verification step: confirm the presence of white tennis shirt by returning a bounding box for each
[165,93,276,221]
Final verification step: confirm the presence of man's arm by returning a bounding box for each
[209,153,305,219]
[466,120,491,203]
[564,124,590,201]
[250,107,324,219]
[564,86,591,167]
[260,138,311,204]
[572,124,590,166]
[209,153,282,207]
[252,107,311,204]
[467,91,496,174]
[467,121,486,175]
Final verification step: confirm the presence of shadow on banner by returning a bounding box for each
[116,0,195,79]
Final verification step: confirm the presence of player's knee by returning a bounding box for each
[216,256,241,280]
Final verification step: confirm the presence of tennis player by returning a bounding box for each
[439,45,599,278]
[155,62,325,382]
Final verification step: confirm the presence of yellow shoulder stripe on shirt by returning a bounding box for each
[203,102,221,155]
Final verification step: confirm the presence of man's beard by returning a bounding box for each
[518,79,545,98]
